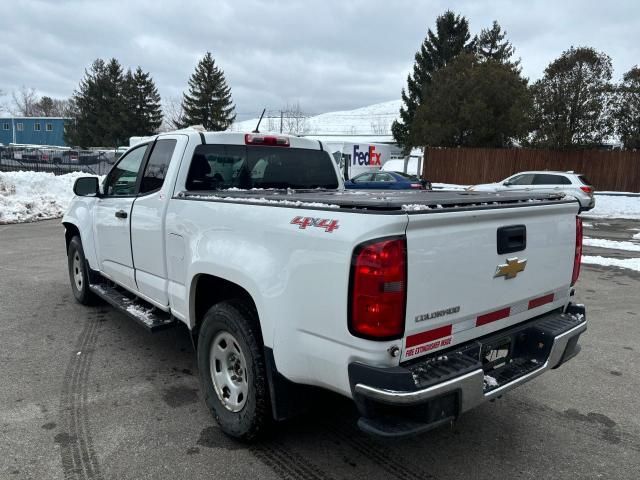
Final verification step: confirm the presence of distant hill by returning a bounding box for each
[230,100,402,136]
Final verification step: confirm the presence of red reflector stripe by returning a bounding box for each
[528,293,555,310]
[406,324,452,348]
[476,307,511,327]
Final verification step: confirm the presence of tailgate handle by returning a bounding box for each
[497,225,526,254]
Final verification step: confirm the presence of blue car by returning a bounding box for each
[344,171,431,190]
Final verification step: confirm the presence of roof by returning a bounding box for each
[0,117,70,120]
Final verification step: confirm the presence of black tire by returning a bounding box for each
[67,236,99,305]
[197,300,271,441]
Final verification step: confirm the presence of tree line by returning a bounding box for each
[0,52,236,148]
[392,10,640,151]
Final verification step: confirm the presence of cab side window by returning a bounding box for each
[140,140,177,194]
[104,145,148,196]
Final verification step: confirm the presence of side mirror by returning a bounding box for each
[73,177,99,196]
[503,181,511,186]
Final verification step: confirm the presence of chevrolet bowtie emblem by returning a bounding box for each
[495,257,527,279]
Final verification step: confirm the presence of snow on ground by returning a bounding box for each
[0,171,101,224]
[634,232,640,240]
[584,238,640,252]
[584,195,640,220]
[432,183,469,191]
[582,256,640,272]
[232,100,401,137]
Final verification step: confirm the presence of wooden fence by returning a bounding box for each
[423,147,640,192]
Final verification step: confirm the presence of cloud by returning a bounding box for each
[1,0,638,120]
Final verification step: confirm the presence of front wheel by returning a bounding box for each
[197,301,271,441]
[67,236,99,305]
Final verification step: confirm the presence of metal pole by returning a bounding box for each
[280,111,283,134]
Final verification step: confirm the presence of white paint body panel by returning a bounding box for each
[63,131,581,400]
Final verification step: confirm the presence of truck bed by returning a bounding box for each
[180,189,573,212]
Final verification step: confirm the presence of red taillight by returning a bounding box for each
[410,183,423,189]
[244,133,290,147]
[349,237,406,339]
[571,217,583,286]
[580,186,593,195]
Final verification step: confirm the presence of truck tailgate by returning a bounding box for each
[402,202,579,361]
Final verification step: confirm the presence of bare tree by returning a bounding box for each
[161,95,185,131]
[281,101,308,135]
[370,118,390,135]
[0,88,7,114]
[11,86,40,116]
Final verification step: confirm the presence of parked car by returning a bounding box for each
[64,131,586,440]
[467,171,595,211]
[344,171,430,190]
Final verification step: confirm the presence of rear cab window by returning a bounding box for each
[185,145,338,191]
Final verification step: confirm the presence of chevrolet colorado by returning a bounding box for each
[63,130,587,440]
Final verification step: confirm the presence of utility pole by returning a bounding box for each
[279,110,283,134]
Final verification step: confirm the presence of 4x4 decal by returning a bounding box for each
[290,216,340,233]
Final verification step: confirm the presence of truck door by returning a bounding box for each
[93,143,150,291]
[130,135,187,306]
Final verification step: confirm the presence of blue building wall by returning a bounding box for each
[0,117,69,146]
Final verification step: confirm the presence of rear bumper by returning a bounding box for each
[349,303,587,438]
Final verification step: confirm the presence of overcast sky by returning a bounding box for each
[1,0,638,120]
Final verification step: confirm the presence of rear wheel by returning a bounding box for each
[197,300,270,441]
[67,236,99,305]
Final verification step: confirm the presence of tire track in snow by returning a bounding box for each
[250,441,336,480]
[56,308,107,480]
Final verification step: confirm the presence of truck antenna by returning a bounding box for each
[253,108,266,133]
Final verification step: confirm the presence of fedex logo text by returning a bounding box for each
[352,145,381,166]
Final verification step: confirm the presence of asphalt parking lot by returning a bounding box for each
[1,219,639,480]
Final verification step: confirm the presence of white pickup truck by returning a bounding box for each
[63,130,587,440]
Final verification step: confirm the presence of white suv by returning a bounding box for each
[468,171,595,211]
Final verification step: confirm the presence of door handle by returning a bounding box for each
[115,210,128,219]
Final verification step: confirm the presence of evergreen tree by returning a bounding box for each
[613,66,640,149]
[411,53,531,148]
[392,11,474,152]
[530,47,614,148]
[66,58,127,147]
[37,96,55,116]
[181,52,235,131]
[122,67,163,136]
[475,21,519,69]
[66,59,107,147]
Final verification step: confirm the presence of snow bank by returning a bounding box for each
[432,183,469,191]
[584,238,640,252]
[582,255,640,272]
[0,171,101,224]
[585,195,640,220]
[191,194,340,209]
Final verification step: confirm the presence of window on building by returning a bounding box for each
[16,123,24,131]
[46,123,53,132]
[34,122,41,132]
[2,123,9,131]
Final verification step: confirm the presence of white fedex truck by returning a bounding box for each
[325,142,391,180]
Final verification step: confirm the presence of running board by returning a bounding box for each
[89,283,176,332]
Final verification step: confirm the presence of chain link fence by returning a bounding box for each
[0,146,123,176]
